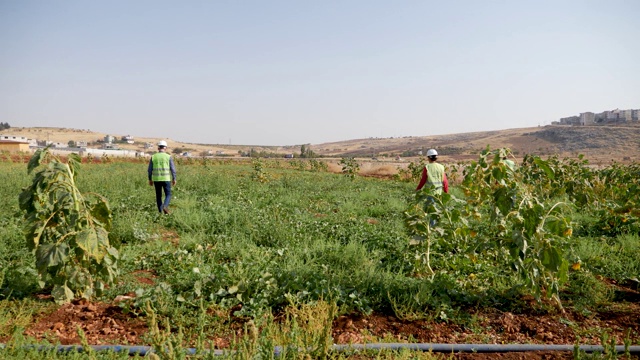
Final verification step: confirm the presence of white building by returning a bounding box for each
[0,135,34,144]
[580,112,595,125]
[562,108,639,125]
[620,110,633,122]
[605,109,620,121]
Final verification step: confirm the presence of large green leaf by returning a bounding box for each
[27,148,47,174]
[94,228,111,260]
[493,187,513,215]
[76,228,104,262]
[107,246,119,258]
[51,161,70,172]
[18,184,36,212]
[533,157,555,180]
[52,284,75,305]
[68,266,92,292]
[492,167,504,182]
[35,243,70,273]
[541,246,563,271]
[25,220,46,250]
[89,196,112,229]
[544,216,567,237]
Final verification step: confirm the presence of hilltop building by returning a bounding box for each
[580,112,595,125]
[558,116,580,125]
[555,108,639,125]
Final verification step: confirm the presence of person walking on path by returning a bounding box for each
[148,140,177,214]
[416,149,449,194]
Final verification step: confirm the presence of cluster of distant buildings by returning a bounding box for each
[0,133,233,159]
[0,134,144,157]
[553,108,640,126]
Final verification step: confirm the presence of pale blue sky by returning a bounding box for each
[1,1,638,146]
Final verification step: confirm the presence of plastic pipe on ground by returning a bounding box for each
[332,343,640,354]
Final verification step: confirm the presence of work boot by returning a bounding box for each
[163,207,170,215]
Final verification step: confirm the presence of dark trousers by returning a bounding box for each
[153,181,172,213]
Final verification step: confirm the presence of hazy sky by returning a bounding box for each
[1,1,638,146]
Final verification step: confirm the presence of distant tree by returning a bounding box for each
[68,140,76,148]
[0,122,10,130]
[299,144,316,158]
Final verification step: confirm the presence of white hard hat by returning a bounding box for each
[158,140,168,147]
[426,149,438,157]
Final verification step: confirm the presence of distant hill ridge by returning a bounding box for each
[2,124,639,163]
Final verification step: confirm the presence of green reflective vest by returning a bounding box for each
[426,162,445,194]
[151,152,172,181]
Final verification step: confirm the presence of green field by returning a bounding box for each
[0,151,639,359]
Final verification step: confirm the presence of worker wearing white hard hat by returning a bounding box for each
[148,140,177,214]
[416,149,449,194]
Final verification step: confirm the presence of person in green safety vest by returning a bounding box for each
[148,140,177,214]
[416,149,449,194]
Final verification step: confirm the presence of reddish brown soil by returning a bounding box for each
[333,304,640,359]
[21,298,147,346]
[4,282,638,359]
[131,270,156,286]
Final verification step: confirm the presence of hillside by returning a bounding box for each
[2,124,640,164]
[312,123,640,164]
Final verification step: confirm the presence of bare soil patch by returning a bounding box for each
[21,298,147,346]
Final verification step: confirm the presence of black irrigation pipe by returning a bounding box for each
[334,343,640,354]
[2,343,640,356]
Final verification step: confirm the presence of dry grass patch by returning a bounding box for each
[326,162,343,174]
[359,163,399,177]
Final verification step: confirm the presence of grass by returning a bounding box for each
[0,299,55,339]
[1,157,639,357]
[575,234,640,281]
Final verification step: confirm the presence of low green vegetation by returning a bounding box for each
[0,149,639,357]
